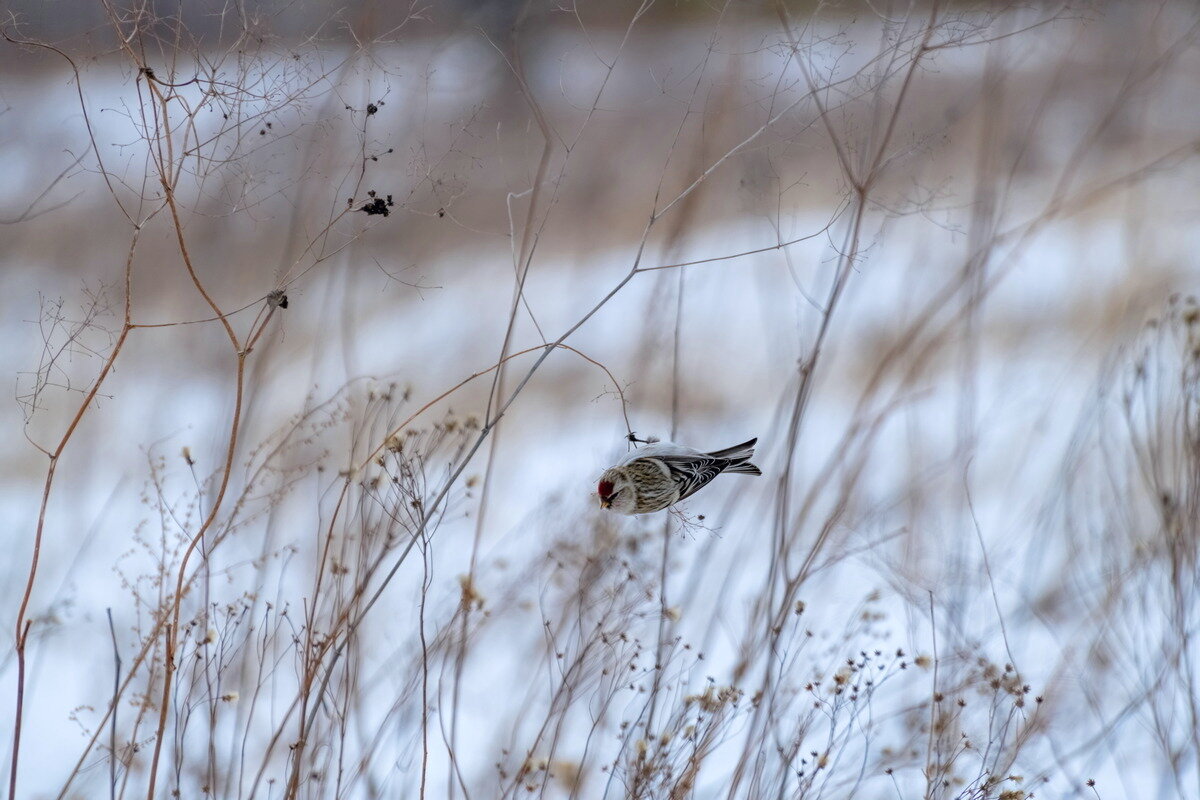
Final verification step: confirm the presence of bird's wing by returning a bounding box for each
[654,453,728,501]
[617,441,703,466]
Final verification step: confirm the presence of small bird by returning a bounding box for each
[597,437,762,514]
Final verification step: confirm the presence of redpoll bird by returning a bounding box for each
[597,438,762,514]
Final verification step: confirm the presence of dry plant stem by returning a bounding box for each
[281,491,352,800]
[361,343,631,471]
[635,214,847,273]
[138,67,267,797]
[965,468,1017,672]
[0,30,136,225]
[647,265,688,736]
[419,529,434,800]
[640,4,731,735]
[105,608,120,800]
[447,24,558,793]
[724,5,942,795]
[8,230,139,800]
[56,379,314,800]
[773,0,939,582]
[925,592,941,800]
[0,148,88,224]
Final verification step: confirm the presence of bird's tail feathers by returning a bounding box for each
[706,437,757,460]
[723,461,762,476]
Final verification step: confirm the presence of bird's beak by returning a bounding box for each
[599,496,611,509]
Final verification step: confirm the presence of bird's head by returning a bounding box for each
[597,467,636,514]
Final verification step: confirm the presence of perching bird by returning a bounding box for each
[597,438,762,514]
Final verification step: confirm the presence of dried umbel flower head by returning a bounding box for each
[684,685,742,713]
[457,574,485,609]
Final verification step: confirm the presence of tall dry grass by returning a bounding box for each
[2,1,1200,798]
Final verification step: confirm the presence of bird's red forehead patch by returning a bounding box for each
[598,480,614,497]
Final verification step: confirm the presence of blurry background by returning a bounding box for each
[2,1,1199,798]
